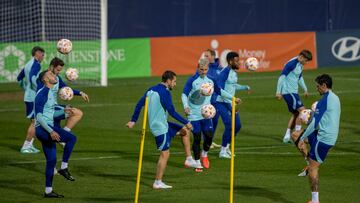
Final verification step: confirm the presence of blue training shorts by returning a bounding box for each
[282,93,304,113]
[308,131,333,164]
[155,122,183,151]
[25,102,34,119]
[191,119,213,134]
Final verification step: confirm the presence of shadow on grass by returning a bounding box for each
[82,197,133,202]
[0,180,39,197]
[234,185,294,203]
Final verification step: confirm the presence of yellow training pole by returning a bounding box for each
[230,97,236,203]
[135,97,149,203]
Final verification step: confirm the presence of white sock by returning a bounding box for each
[285,128,291,136]
[186,156,193,161]
[201,150,208,157]
[63,127,71,132]
[311,192,319,203]
[29,138,34,145]
[295,125,302,131]
[61,162,68,170]
[195,160,201,164]
[221,146,227,152]
[45,187,52,194]
[23,140,32,148]
[155,179,162,184]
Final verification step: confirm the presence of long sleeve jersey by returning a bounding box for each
[130,83,189,137]
[34,86,56,133]
[216,67,239,104]
[181,74,232,121]
[276,57,307,95]
[300,90,341,146]
[17,58,41,102]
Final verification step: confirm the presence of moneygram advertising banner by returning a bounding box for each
[150,32,317,76]
[0,38,151,82]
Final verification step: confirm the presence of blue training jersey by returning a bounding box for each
[276,57,307,95]
[181,74,232,121]
[130,83,189,137]
[34,86,56,133]
[216,67,238,104]
[37,75,81,104]
[17,58,41,102]
[207,58,222,80]
[301,90,341,146]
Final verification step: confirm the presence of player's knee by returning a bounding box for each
[74,108,83,118]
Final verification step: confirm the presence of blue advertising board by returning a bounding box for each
[316,30,360,67]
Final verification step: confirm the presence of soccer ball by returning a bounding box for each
[201,104,216,119]
[311,101,318,112]
[57,39,72,54]
[65,68,79,81]
[299,109,312,124]
[200,82,214,96]
[245,57,259,71]
[58,87,74,101]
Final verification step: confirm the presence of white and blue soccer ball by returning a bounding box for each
[299,109,312,124]
[200,82,214,96]
[245,57,259,71]
[201,104,216,119]
[58,87,74,101]
[57,39,72,54]
[65,68,79,81]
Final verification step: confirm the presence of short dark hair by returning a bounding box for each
[49,57,65,68]
[315,74,332,89]
[206,49,216,56]
[38,70,48,82]
[161,70,176,82]
[226,51,239,63]
[299,49,312,61]
[31,46,45,56]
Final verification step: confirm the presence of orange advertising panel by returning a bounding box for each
[150,32,317,76]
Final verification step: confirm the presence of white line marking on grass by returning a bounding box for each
[11,155,122,164]
[9,150,357,165]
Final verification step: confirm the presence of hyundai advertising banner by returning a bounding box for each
[316,30,360,68]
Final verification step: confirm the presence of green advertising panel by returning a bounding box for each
[107,38,150,78]
[0,38,150,83]
[0,41,101,82]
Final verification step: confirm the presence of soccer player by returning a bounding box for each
[213,52,242,158]
[182,58,235,170]
[292,74,340,203]
[17,46,45,153]
[276,49,312,143]
[202,49,250,149]
[126,70,193,189]
[35,70,78,198]
[203,49,222,79]
[38,57,89,138]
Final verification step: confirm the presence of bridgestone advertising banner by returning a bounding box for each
[0,38,151,82]
[316,30,360,68]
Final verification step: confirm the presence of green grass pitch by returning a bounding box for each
[0,67,359,202]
